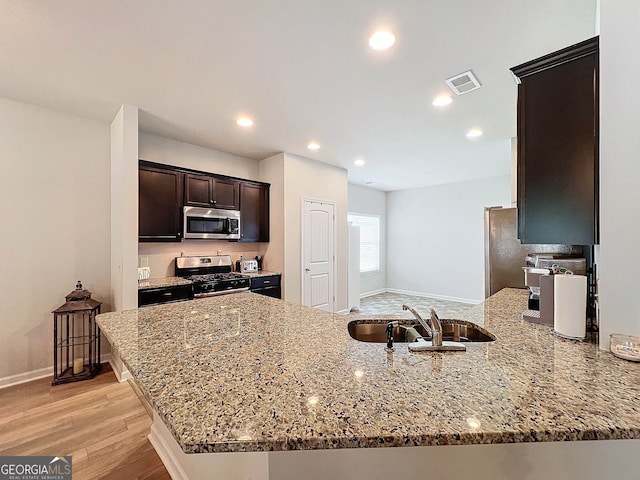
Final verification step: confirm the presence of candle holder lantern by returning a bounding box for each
[52,281,102,385]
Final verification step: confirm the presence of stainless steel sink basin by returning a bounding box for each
[347,319,496,343]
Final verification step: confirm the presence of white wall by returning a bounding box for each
[598,0,640,347]
[259,153,285,278]
[139,132,259,180]
[137,132,269,276]
[387,175,511,303]
[111,105,139,311]
[348,184,387,296]
[283,153,349,311]
[0,97,111,382]
[260,153,348,310]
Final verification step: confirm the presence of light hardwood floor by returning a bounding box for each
[0,364,170,480]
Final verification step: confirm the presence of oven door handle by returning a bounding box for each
[193,287,249,298]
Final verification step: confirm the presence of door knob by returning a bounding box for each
[305,268,310,272]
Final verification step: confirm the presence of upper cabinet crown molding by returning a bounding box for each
[511,37,599,80]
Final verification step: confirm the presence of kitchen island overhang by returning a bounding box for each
[97,289,640,479]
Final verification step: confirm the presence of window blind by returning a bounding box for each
[348,213,380,273]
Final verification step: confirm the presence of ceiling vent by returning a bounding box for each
[445,70,482,95]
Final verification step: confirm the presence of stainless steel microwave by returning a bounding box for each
[183,206,241,240]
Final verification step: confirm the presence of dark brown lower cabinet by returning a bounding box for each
[250,275,281,299]
[138,284,194,307]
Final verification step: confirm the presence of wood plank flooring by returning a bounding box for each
[0,364,170,480]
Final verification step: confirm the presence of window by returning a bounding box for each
[348,213,380,273]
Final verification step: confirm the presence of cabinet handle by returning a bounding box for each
[162,292,172,297]
[264,280,271,284]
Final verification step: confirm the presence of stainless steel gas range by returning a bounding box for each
[175,255,250,297]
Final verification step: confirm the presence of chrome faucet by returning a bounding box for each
[402,305,443,347]
[429,308,443,347]
[402,304,433,337]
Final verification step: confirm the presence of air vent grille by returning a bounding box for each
[445,70,482,95]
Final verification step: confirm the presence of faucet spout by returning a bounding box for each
[402,304,433,338]
[429,309,443,347]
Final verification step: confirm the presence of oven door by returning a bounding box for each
[183,206,240,239]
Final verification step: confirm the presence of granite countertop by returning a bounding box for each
[242,270,281,278]
[138,272,280,291]
[138,276,193,290]
[96,289,640,454]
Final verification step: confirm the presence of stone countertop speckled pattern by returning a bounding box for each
[138,276,193,290]
[96,289,640,454]
[240,270,281,278]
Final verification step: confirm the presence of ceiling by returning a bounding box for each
[0,1,597,191]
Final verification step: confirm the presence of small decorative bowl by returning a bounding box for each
[610,334,640,362]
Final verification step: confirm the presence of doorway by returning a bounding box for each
[302,199,336,312]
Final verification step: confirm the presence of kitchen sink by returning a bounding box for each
[347,319,496,343]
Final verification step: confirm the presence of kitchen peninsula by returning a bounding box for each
[97,290,640,480]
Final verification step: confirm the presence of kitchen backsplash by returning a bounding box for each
[138,240,269,278]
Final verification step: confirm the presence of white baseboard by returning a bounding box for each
[108,351,132,383]
[0,366,52,389]
[0,353,115,390]
[360,288,386,298]
[384,288,481,305]
[148,415,190,480]
[149,411,269,480]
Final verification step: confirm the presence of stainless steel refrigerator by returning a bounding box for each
[483,207,580,298]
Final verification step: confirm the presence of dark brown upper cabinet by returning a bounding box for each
[184,173,213,207]
[510,37,599,245]
[139,161,268,243]
[239,182,269,242]
[184,173,239,210]
[139,163,183,242]
[212,177,240,210]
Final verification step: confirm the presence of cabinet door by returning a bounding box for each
[185,174,213,207]
[213,178,239,210]
[512,37,598,245]
[139,165,183,242]
[239,183,269,242]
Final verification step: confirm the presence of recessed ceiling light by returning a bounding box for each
[369,30,395,50]
[432,95,453,107]
[307,142,320,151]
[354,158,366,166]
[466,128,483,139]
[236,117,254,127]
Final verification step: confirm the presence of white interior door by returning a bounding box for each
[302,200,335,312]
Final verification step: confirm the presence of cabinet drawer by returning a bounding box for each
[250,275,280,290]
[138,284,194,307]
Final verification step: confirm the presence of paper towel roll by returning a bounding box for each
[553,274,587,339]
